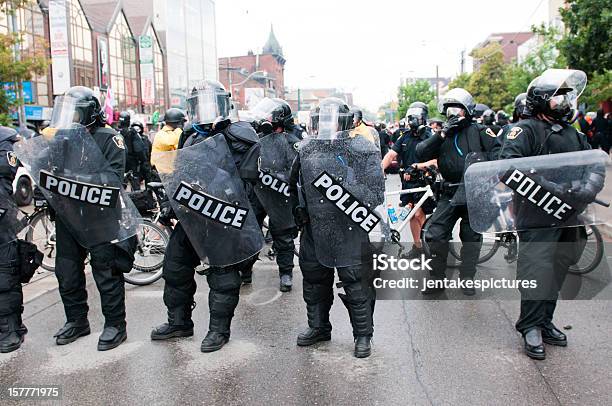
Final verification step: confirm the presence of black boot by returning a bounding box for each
[0,315,25,353]
[542,323,567,347]
[339,293,374,358]
[524,327,546,360]
[97,324,127,351]
[151,305,195,340]
[297,301,332,346]
[461,277,476,296]
[240,270,253,285]
[201,317,230,353]
[354,336,372,358]
[54,319,90,345]
[280,274,293,292]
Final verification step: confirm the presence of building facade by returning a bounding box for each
[471,32,534,70]
[218,26,285,110]
[153,0,218,107]
[0,0,217,125]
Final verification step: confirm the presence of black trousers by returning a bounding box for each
[248,194,296,277]
[161,222,247,336]
[0,240,22,318]
[423,196,482,279]
[299,223,375,337]
[55,219,127,328]
[515,227,587,334]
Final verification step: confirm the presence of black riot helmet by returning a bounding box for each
[50,86,105,128]
[131,121,144,134]
[406,101,429,130]
[526,68,587,123]
[186,80,231,129]
[513,93,528,122]
[473,104,490,120]
[163,108,186,128]
[482,109,495,125]
[438,88,476,118]
[352,109,363,126]
[496,110,509,126]
[251,98,293,132]
[118,111,130,128]
[309,97,353,138]
[0,126,18,143]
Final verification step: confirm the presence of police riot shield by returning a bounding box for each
[0,190,27,245]
[14,125,140,248]
[300,133,386,268]
[153,134,264,266]
[465,150,611,233]
[254,133,297,230]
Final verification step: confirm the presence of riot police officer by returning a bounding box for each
[500,69,600,360]
[482,109,502,136]
[119,112,151,190]
[473,103,490,123]
[382,102,435,258]
[512,93,528,124]
[151,80,261,353]
[416,88,499,296]
[289,97,383,358]
[0,127,41,352]
[245,98,300,291]
[40,87,136,351]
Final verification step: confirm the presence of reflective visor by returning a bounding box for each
[49,96,84,129]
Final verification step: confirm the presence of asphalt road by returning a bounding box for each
[1,176,611,405]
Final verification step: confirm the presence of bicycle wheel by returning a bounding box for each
[25,209,56,272]
[568,225,604,275]
[124,219,168,286]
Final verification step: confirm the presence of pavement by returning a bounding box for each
[1,176,611,405]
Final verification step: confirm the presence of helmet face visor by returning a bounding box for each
[187,88,230,125]
[539,69,587,99]
[446,106,463,118]
[250,97,279,122]
[50,96,87,129]
[309,103,353,139]
[406,107,426,118]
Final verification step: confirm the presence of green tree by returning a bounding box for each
[467,43,513,111]
[397,79,435,119]
[557,0,612,77]
[0,0,48,125]
[582,70,612,111]
[448,73,472,90]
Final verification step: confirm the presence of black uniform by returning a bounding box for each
[161,121,260,338]
[378,129,390,159]
[54,126,135,330]
[246,130,301,280]
[288,132,378,340]
[500,118,592,334]
[392,126,435,212]
[122,127,151,190]
[416,122,499,280]
[0,130,25,343]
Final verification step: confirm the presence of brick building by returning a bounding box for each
[471,32,534,70]
[218,25,286,110]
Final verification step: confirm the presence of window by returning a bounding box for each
[0,3,50,106]
[109,12,138,110]
[69,0,94,90]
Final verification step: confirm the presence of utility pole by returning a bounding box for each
[435,65,440,105]
[460,50,466,74]
[10,7,27,129]
[297,88,301,112]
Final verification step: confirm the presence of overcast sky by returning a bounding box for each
[215,0,550,111]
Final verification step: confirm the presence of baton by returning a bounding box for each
[594,198,610,208]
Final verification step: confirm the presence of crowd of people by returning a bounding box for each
[0,67,607,363]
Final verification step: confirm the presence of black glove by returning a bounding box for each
[568,184,599,204]
[442,116,467,137]
[158,200,176,227]
[293,206,309,229]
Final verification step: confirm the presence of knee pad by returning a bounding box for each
[207,268,242,293]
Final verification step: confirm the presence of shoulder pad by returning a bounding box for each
[94,127,119,139]
[226,121,259,145]
[285,131,301,145]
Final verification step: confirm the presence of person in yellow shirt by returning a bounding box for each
[349,109,377,145]
[152,108,186,154]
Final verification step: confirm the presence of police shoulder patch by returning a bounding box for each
[485,128,497,138]
[506,127,523,140]
[6,151,17,167]
[112,135,125,149]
